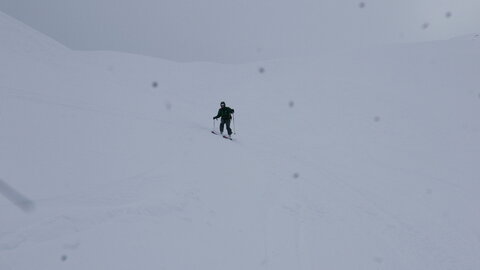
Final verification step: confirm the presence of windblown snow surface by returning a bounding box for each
[1,11,480,270]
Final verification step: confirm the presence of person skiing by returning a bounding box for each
[213,101,234,137]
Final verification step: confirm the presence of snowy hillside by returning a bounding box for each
[1,11,480,270]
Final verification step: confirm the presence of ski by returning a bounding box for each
[211,131,233,140]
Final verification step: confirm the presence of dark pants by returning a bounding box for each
[220,118,232,135]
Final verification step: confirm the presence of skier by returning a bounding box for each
[213,101,234,137]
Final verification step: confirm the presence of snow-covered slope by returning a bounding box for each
[1,11,480,270]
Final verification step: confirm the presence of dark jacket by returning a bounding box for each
[214,107,234,120]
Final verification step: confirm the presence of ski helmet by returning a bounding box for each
[220,101,226,106]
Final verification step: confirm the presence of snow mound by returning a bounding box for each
[0,10,67,56]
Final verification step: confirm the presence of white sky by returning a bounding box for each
[0,0,479,62]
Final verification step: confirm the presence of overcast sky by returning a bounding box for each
[1,0,479,62]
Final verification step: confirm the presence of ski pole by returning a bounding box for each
[233,114,236,135]
[213,119,216,131]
